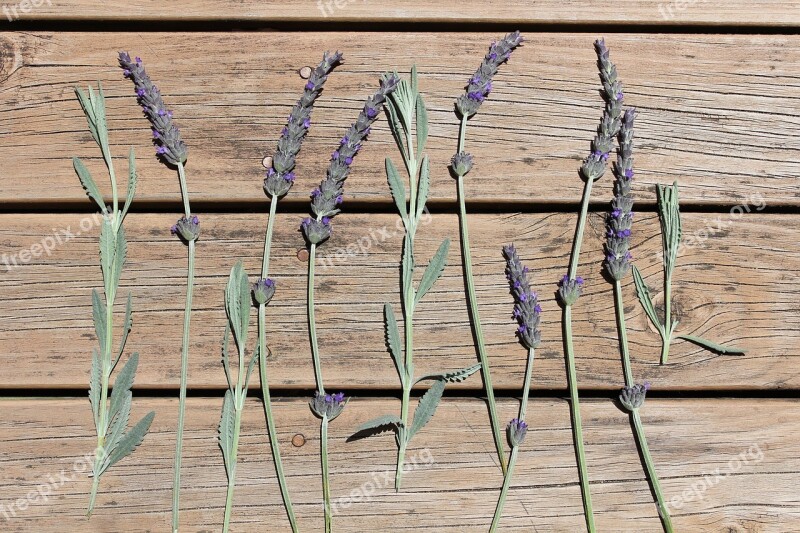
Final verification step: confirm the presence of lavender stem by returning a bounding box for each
[308,243,325,394]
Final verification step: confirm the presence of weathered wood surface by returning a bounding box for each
[1,211,794,391]
[1,32,799,206]
[6,0,800,26]
[0,397,795,531]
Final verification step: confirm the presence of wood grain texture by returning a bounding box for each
[1,211,795,391]
[7,0,800,26]
[0,397,795,531]
[1,32,799,206]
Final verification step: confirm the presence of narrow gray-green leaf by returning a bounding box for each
[73,157,107,214]
[218,390,236,479]
[112,225,127,293]
[409,379,446,438]
[383,303,405,385]
[676,335,747,355]
[89,348,102,432]
[632,266,664,333]
[221,323,233,392]
[114,293,133,373]
[99,411,154,476]
[414,363,481,386]
[415,93,428,156]
[99,217,115,292]
[92,289,107,354]
[225,263,245,348]
[384,101,407,160]
[237,265,251,349]
[386,157,408,221]
[350,415,403,440]
[415,156,430,223]
[74,87,101,147]
[108,353,139,431]
[105,391,132,451]
[243,348,259,391]
[415,238,450,305]
[119,148,137,225]
[401,234,414,303]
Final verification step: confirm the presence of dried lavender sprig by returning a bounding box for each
[264,51,343,199]
[455,31,524,118]
[301,75,399,533]
[257,53,341,533]
[451,32,523,475]
[558,38,627,533]
[73,84,155,517]
[119,52,188,169]
[119,53,197,533]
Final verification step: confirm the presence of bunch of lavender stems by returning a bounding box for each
[606,109,674,532]
[73,83,155,516]
[557,39,626,532]
[353,67,480,491]
[490,244,541,532]
[301,73,399,532]
[218,262,261,532]
[256,51,342,533]
[452,30,523,474]
[118,52,196,533]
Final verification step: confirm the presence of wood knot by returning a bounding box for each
[0,35,22,84]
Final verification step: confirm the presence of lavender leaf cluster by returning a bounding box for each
[456,31,523,118]
[119,52,188,166]
[265,51,343,198]
[605,109,636,281]
[301,74,401,245]
[503,244,541,349]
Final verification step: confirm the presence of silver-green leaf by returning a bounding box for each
[218,390,236,479]
[415,156,430,223]
[114,293,133,372]
[99,217,115,291]
[89,348,102,432]
[92,289,107,354]
[383,303,405,385]
[414,363,481,386]
[386,157,407,222]
[409,379,446,438]
[351,415,403,440]
[98,410,154,476]
[73,157,107,214]
[632,265,664,333]
[415,238,450,304]
[119,148,137,225]
[676,334,747,355]
[415,93,428,156]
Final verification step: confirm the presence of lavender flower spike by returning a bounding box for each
[265,51,343,198]
[118,52,187,166]
[302,73,400,244]
[456,31,523,118]
[605,109,636,281]
[503,244,541,349]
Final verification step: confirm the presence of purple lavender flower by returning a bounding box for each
[309,391,347,421]
[619,382,650,411]
[118,52,188,166]
[507,418,528,447]
[557,274,584,306]
[303,74,400,244]
[265,51,343,198]
[581,40,625,182]
[252,278,276,305]
[456,31,523,118]
[171,215,200,242]
[503,244,541,349]
[605,109,636,281]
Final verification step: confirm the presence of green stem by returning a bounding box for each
[661,274,673,365]
[259,305,298,532]
[455,112,506,475]
[172,239,195,532]
[614,280,634,388]
[564,307,595,533]
[222,405,243,533]
[632,410,674,532]
[395,435,407,492]
[489,445,519,533]
[568,179,595,280]
[177,162,192,218]
[519,347,535,422]
[261,195,278,279]
[87,474,100,517]
[307,243,325,394]
[321,416,332,533]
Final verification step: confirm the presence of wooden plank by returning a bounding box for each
[1,32,799,206]
[6,1,800,26]
[0,397,795,531]
[0,211,794,391]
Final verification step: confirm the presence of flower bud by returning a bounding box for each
[450,151,474,177]
[171,215,200,242]
[309,391,347,421]
[300,217,332,245]
[507,418,528,447]
[557,275,584,306]
[252,278,276,306]
[619,382,650,411]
